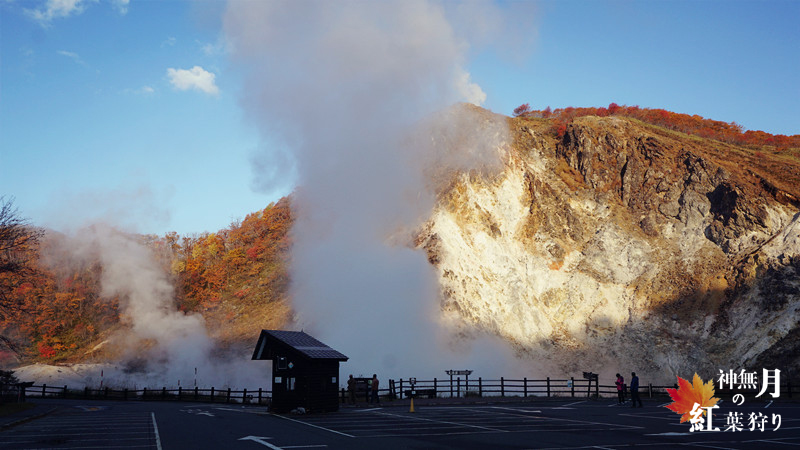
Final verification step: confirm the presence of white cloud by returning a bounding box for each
[57,49,87,66]
[112,0,129,15]
[162,36,177,47]
[166,66,220,96]
[454,69,487,106]
[200,37,230,57]
[122,85,156,96]
[26,0,96,26]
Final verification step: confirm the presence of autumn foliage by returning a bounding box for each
[515,103,800,151]
[0,197,293,362]
[169,197,292,313]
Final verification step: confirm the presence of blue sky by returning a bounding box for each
[1,0,798,237]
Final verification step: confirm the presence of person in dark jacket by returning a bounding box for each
[347,374,356,404]
[370,374,380,404]
[615,373,626,404]
[630,372,643,407]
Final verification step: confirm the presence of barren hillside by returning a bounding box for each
[417,111,800,381]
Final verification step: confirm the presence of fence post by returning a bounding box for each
[211,387,215,403]
[105,387,109,398]
[479,378,482,397]
[524,378,528,398]
[178,386,182,400]
[434,378,437,397]
[124,388,128,400]
[258,388,262,404]
[648,383,652,398]
[501,377,505,397]
[143,387,147,399]
[457,377,461,398]
[227,388,231,403]
[399,379,403,400]
[571,377,575,397]
[42,384,46,397]
[243,388,248,404]
[546,377,550,398]
[195,386,199,400]
[595,380,599,399]
[162,387,166,399]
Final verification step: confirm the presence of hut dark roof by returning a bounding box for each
[252,330,348,361]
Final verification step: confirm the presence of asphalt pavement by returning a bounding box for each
[1,397,798,449]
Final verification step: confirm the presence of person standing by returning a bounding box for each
[615,373,625,404]
[347,374,356,405]
[370,374,380,405]
[630,372,643,407]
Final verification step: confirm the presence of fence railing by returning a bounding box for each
[339,377,797,402]
[24,384,272,405]
[18,377,798,406]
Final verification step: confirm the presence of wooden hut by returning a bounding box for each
[252,330,348,413]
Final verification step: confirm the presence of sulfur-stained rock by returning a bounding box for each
[417,113,800,382]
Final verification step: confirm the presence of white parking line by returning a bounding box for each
[272,414,355,438]
[744,438,800,446]
[151,412,162,450]
[562,401,586,407]
[489,406,542,413]
[374,410,507,432]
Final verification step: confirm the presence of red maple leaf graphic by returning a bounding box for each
[664,373,720,423]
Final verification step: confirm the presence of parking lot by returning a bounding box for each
[0,405,159,449]
[2,398,799,449]
[279,404,640,438]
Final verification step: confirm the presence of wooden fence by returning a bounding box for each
[24,384,271,405]
[341,376,798,402]
[22,377,798,406]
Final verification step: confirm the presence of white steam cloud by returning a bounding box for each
[33,185,264,389]
[41,224,264,389]
[225,0,525,379]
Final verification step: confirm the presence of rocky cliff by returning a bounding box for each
[417,112,800,382]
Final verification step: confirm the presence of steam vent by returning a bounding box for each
[252,330,348,413]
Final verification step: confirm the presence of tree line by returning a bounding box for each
[513,103,800,151]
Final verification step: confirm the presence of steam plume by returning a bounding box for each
[225,0,523,378]
[41,223,264,388]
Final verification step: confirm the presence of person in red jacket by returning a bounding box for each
[615,373,626,404]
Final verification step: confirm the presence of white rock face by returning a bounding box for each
[418,117,800,382]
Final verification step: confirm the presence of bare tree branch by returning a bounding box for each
[0,196,43,320]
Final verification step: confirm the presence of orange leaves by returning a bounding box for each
[665,374,720,423]
[518,103,800,150]
[175,196,293,311]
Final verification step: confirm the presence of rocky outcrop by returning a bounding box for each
[417,114,800,382]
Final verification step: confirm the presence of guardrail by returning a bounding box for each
[24,384,272,405]
[339,377,797,402]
